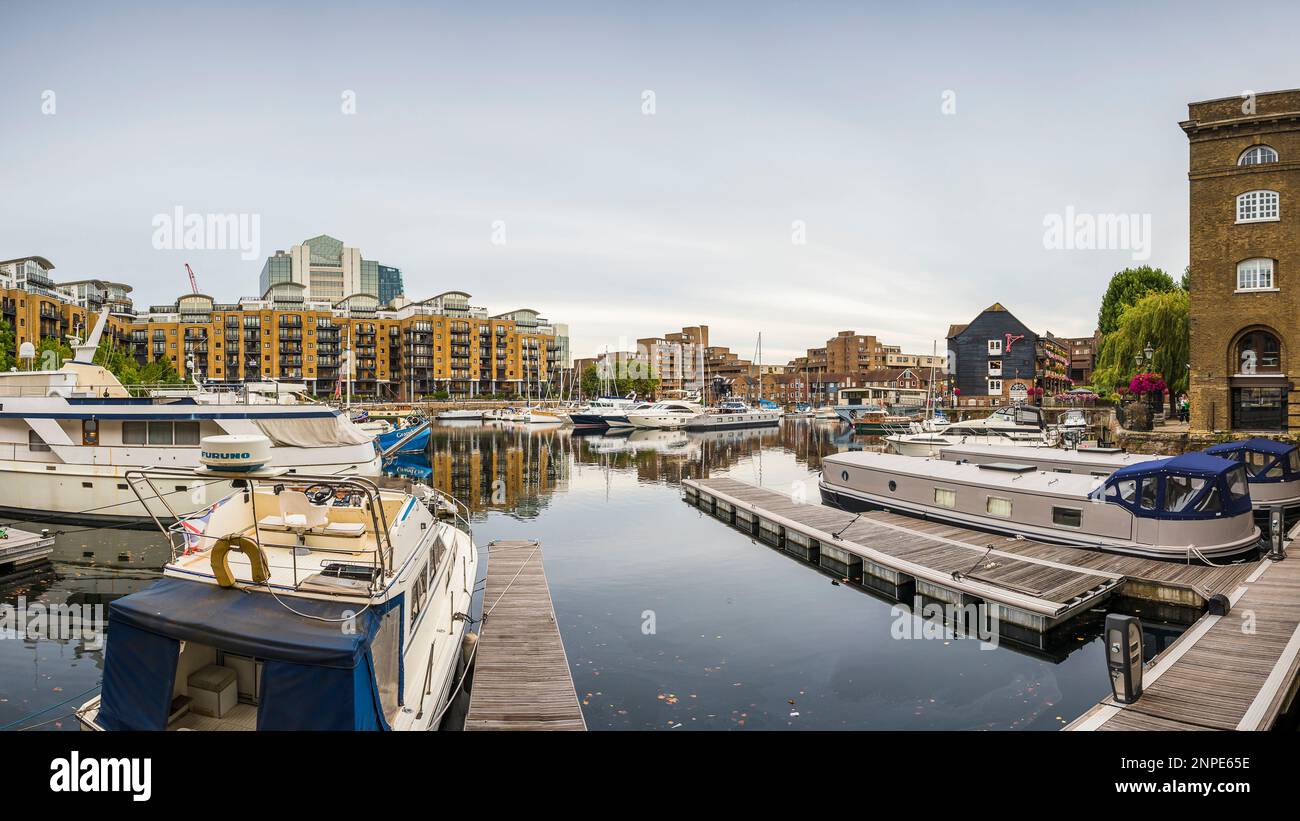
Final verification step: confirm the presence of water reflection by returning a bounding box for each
[0,418,1193,731]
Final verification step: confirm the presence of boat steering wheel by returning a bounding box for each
[302,483,336,505]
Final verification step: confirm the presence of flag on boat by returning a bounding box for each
[181,496,228,554]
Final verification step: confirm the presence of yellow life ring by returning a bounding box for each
[210,535,272,588]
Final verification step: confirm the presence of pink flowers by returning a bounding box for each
[1128,372,1167,396]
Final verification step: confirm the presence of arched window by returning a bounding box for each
[1237,190,1280,222]
[1236,329,1281,373]
[1239,145,1279,166]
[1237,258,1275,291]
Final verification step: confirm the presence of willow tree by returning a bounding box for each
[1093,288,1189,414]
[1097,266,1178,335]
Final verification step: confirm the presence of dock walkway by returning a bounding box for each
[464,540,586,731]
[0,526,55,571]
[1068,554,1300,731]
[684,477,1252,631]
[683,477,1299,730]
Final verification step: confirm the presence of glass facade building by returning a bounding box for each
[378,264,403,305]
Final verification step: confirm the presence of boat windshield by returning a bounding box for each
[1097,454,1252,519]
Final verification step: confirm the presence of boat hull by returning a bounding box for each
[684,410,781,431]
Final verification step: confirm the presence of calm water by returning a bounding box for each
[0,419,1190,731]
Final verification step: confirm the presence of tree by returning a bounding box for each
[0,319,14,372]
[1097,266,1178,336]
[1092,289,1189,414]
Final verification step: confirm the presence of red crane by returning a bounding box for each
[185,263,200,293]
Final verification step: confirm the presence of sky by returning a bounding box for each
[2,0,1298,364]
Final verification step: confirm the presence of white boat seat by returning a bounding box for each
[321,521,366,538]
[257,515,288,531]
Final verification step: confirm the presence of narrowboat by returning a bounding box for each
[683,400,781,431]
[818,450,1261,560]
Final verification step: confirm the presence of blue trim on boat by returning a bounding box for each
[0,409,341,420]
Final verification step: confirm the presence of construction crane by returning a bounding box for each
[185,263,200,293]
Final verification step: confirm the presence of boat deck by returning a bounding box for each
[683,477,1257,632]
[0,526,56,570]
[464,540,586,731]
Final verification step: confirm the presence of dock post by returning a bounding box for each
[1105,614,1143,704]
[1267,505,1286,560]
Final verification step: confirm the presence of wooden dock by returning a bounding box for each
[684,477,1253,632]
[0,526,55,572]
[1068,554,1300,731]
[684,477,1300,730]
[464,540,586,731]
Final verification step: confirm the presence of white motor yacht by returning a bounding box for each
[684,400,781,431]
[626,401,703,430]
[0,309,381,526]
[885,405,1056,457]
[568,395,641,428]
[76,435,478,731]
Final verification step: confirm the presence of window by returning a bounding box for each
[1236,190,1279,223]
[934,488,956,508]
[28,430,50,452]
[1239,145,1279,166]
[83,419,99,446]
[1237,258,1274,291]
[123,420,147,444]
[987,379,1003,394]
[175,421,200,445]
[1236,329,1281,372]
[1194,486,1222,513]
[986,496,1012,518]
[1052,507,1082,528]
[148,421,174,445]
[987,360,1002,376]
[410,562,428,624]
[1226,466,1249,503]
[987,339,1002,355]
[1139,479,1158,510]
[1164,476,1206,512]
[1110,479,1138,504]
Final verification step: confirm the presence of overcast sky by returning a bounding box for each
[2,1,1297,364]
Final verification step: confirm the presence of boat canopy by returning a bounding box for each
[97,578,402,731]
[1204,438,1300,484]
[1094,453,1252,519]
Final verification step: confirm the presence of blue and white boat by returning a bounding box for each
[569,394,641,428]
[0,309,381,525]
[76,436,477,731]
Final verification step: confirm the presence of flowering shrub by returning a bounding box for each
[1128,372,1167,396]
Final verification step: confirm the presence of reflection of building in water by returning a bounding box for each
[403,426,571,518]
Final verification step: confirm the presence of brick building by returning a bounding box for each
[1183,89,1300,431]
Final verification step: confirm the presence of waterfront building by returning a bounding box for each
[58,279,135,315]
[1057,331,1100,385]
[1036,334,1072,397]
[1183,89,1300,432]
[130,288,561,400]
[0,256,134,352]
[377,264,404,306]
[638,325,709,395]
[947,303,1039,406]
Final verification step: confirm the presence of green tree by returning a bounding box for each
[37,336,74,370]
[1093,289,1189,414]
[0,319,14,372]
[1097,266,1178,335]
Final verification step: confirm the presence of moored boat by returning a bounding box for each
[684,400,781,431]
[819,449,1261,560]
[436,408,483,421]
[76,435,478,730]
[626,401,703,430]
[884,405,1056,456]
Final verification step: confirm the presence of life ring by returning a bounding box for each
[210,536,271,588]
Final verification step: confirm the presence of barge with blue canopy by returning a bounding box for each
[819,450,1261,560]
[76,434,478,731]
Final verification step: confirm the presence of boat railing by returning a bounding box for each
[125,466,397,595]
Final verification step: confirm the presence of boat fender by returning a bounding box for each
[211,536,271,588]
[1207,593,1231,616]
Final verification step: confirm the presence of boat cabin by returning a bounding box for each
[1090,453,1253,521]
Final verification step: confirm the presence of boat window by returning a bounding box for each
[123,420,148,445]
[1290,451,1300,474]
[986,496,1012,518]
[175,421,201,446]
[1194,486,1222,513]
[1139,480,1158,511]
[410,561,428,624]
[1226,466,1250,502]
[1244,451,1276,477]
[83,418,99,446]
[148,421,174,445]
[1109,479,1137,505]
[1164,475,1206,512]
[27,430,50,453]
[934,488,956,508]
[1052,507,1082,527]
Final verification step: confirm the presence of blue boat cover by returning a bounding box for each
[1110,451,1239,481]
[1205,437,1297,457]
[98,578,399,731]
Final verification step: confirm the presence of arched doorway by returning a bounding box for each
[1230,328,1287,431]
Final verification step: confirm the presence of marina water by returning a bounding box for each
[0,419,1189,731]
